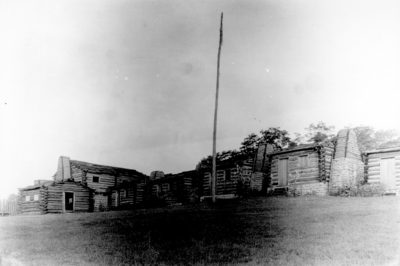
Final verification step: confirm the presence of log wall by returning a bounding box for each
[86,173,116,193]
[18,189,42,215]
[270,149,321,186]
[136,182,146,203]
[201,165,252,196]
[110,187,137,208]
[47,182,93,213]
[365,152,400,192]
[94,193,109,211]
[71,165,86,182]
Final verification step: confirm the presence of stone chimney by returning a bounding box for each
[253,143,274,173]
[150,171,165,180]
[54,156,71,182]
[330,129,364,194]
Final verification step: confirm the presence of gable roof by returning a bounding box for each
[70,160,147,178]
[269,142,334,156]
[364,146,400,155]
[19,179,93,191]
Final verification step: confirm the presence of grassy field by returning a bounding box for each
[0,196,399,266]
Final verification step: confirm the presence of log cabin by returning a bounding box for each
[19,156,149,214]
[56,156,149,211]
[148,170,198,204]
[363,147,400,194]
[257,142,335,195]
[18,179,94,215]
[198,159,254,200]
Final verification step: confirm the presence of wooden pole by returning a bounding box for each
[212,12,223,203]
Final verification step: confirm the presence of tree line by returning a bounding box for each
[199,122,400,165]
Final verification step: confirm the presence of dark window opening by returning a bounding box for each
[93,176,99,183]
[225,169,231,181]
[65,192,74,211]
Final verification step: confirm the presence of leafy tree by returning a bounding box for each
[7,194,18,201]
[239,133,260,158]
[351,126,377,152]
[304,121,336,143]
[352,126,400,152]
[292,132,305,146]
[259,127,295,151]
[199,150,242,166]
[375,129,400,149]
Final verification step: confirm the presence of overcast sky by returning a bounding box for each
[1,0,400,198]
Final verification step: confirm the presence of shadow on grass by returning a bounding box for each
[82,200,266,265]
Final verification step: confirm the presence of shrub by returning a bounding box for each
[98,202,109,212]
[287,167,301,197]
[335,182,386,197]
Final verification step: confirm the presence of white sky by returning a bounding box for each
[1,0,400,199]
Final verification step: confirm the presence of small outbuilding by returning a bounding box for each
[148,170,198,204]
[262,142,335,195]
[198,159,254,199]
[364,147,400,193]
[18,179,94,215]
[54,156,148,211]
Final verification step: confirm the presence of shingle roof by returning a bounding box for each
[19,179,92,191]
[70,160,147,178]
[269,141,334,156]
[364,146,400,154]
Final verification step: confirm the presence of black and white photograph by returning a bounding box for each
[1,0,400,265]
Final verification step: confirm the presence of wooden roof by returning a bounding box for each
[19,179,92,191]
[70,160,147,178]
[364,146,400,155]
[269,142,334,156]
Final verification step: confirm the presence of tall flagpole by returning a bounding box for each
[212,13,223,203]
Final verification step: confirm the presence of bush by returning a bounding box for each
[98,202,109,212]
[287,167,301,197]
[335,182,386,197]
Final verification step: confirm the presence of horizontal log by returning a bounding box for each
[366,172,380,177]
[365,164,380,168]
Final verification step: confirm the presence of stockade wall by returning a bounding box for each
[0,199,18,216]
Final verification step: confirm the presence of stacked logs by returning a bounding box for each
[39,186,48,214]
[18,189,42,215]
[324,144,334,180]
[364,156,380,183]
[317,143,335,182]
[316,146,325,181]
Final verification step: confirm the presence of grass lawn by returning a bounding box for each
[0,196,399,266]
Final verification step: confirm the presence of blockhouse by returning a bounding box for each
[364,147,400,194]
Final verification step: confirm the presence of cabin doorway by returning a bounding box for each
[65,192,74,211]
[112,190,119,207]
[380,158,396,190]
[278,159,288,187]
